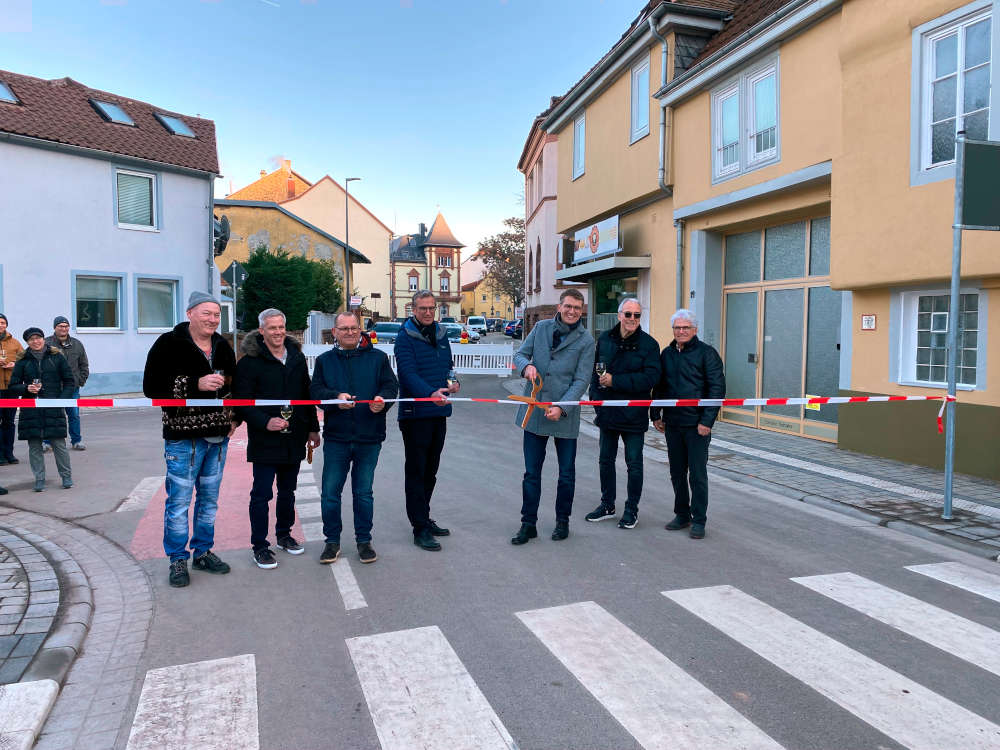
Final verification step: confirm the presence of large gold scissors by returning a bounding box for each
[508,374,544,429]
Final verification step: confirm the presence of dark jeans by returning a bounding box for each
[664,425,711,525]
[598,429,645,510]
[521,430,576,525]
[321,440,381,544]
[399,417,447,533]
[249,462,298,551]
[44,387,80,447]
[0,395,15,460]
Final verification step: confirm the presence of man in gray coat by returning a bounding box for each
[511,288,595,544]
[45,316,89,450]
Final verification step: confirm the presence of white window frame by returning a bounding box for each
[572,112,586,179]
[408,275,418,292]
[896,287,987,390]
[437,255,452,267]
[911,1,998,186]
[630,55,651,144]
[135,275,180,333]
[115,168,158,231]
[440,276,450,293]
[73,271,126,332]
[710,55,780,183]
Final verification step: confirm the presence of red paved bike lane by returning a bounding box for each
[130,424,308,560]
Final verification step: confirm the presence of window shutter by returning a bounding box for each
[117,172,154,226]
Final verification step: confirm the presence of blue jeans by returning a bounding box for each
[598,429,645,510]
[321,440,381,544]
[521,431,577,525]
[163,437,229,561]
[66,387,81,445]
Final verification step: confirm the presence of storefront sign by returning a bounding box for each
[573,215,620,264]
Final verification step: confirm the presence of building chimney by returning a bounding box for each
[259,169,267,178]
[282,159,291,174]
[419,222,427,238]
[286,176,295,200]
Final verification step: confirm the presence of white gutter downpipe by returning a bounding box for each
[674,219,685,309]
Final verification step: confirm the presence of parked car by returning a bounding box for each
[440,316,457,324]
[370,321,402,343]
[466,315,487,336]
[504,319,523,338]
[443,323,479,343]
[485,317,502,333]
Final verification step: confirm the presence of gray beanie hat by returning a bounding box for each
[53,315,69,327]
[186,291,221,311]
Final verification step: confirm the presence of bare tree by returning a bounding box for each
[476,217,525,310]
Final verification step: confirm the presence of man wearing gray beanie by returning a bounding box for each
[143,290,237,588]
[45,315,90,451]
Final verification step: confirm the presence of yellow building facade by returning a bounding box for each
[388,213,465,319]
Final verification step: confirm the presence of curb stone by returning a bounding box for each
[0,678,59,750]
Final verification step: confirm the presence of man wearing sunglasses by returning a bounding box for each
[650,309,725,539]
[585,298,661,530]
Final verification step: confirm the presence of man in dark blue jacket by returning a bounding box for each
[394,291,459,551]
[311,311,398,565]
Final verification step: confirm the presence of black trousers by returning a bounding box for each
[399,417,447,533]
[664,425,711,526]
[249,462,298,551]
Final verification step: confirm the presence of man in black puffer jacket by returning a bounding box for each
[650,309,725,540]
[9,327,75,492]
[584,298,661,530]
[234,308,320,570]
[311,311,398,565]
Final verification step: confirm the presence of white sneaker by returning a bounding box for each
[72,442,86,451]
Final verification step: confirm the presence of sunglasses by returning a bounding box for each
[621,311,640,319]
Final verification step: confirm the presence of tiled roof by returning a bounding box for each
[390,234,426,263]
[690,0,796,65]
[0,69,218,173]
[461,279,480,292]
[423,212,464,249]
[227,164,312,202]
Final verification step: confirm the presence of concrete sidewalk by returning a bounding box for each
[501,378,1000,561]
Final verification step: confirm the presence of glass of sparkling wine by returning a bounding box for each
[595,362,606,377]
[280,405,293,433]
[447,369,458,389]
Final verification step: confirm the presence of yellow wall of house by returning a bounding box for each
[834,0,999,289]
[213,204,349,301]
[462,284,515,319]
[554,42,664,234]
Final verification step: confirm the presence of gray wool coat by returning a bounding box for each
[512,318,596,439]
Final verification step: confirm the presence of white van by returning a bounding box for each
[466,315,487,335]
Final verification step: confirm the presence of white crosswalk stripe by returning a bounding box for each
[296,501,321,519]
[906,561,1000,603]
[300,520,324,542]
[793,572,1000,677]
[346,626,517,750]
[331,558,367,610]
[663,584,1000,750]
[125,654,259,750]
[295,484,319,500]
[117,476,164,512]
[517,600,783,750]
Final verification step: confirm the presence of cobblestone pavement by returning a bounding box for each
[0,506,153,750]
[0,531,58,684]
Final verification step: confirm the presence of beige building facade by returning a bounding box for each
[389,213,465,319]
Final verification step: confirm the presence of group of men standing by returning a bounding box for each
[141,287,724,588]
[0,313,90,496]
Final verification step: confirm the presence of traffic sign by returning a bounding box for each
[222,261,248,287]
[350,295,362,308]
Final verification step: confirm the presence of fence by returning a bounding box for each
[304,311,339,345]
[302,342,514,377]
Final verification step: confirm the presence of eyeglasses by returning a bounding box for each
[621,311,640,319]
[335,326,360,333]
[672,325,693,331]
[414,306,436,312]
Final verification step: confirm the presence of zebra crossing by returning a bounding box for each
[121,560,1000,749]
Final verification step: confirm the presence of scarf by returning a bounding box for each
[552,313,580,350]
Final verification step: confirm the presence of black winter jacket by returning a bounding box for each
[233,332,320,464]
[589,324,661,433]
[394,318,454,420]
[9,347,75,440]
[142,322,237,440]
[649,336,726,428]
[311,335,399,443]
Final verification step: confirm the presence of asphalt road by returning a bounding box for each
[8,375,1000,750]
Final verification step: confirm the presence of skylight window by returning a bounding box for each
[0,82,18,104]
[90,99,134,125]
[154,112,195,137]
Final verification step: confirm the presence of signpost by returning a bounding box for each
[221,260,249,350]
[942,134,1000,519]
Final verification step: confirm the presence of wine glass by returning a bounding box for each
[280,406,293,434]
[213,369,225,399]
[446,369,458,389]
[31,378,41,395]
[595,362,606,377]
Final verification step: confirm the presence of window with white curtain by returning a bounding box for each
[116,169,156,228]
[137,278,177,329]
[76,276,121,329]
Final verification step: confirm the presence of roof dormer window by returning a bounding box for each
[154,112,195,137]
[0,82,19,104]
[90,98,134,125]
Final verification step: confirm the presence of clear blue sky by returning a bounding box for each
[2,0,640,254]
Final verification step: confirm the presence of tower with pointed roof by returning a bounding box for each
[389,212,465,319]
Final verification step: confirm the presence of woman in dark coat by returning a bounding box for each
[9,327,75,491]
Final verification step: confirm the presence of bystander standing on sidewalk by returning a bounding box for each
[9,327,75,491]
[0,313,24,468]
[45,315,89,451]
[234,308,320,570]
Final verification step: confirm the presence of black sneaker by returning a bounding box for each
[585,504,616,522]
[665,515,691,531]
[168,559,189,588]
[618,509,638,529]
[413,528,441,551]
[253,547,278,569]
[690,523,706,539]
[358,542,377,564]
[428,519,450,536]
[319,542,341,564]
[192,551,231,574]
[0,486,7,496]
[277,535,304,555]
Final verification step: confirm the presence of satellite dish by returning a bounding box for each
[213,215,231,257]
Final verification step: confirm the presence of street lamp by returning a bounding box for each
[345,177,361,311]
